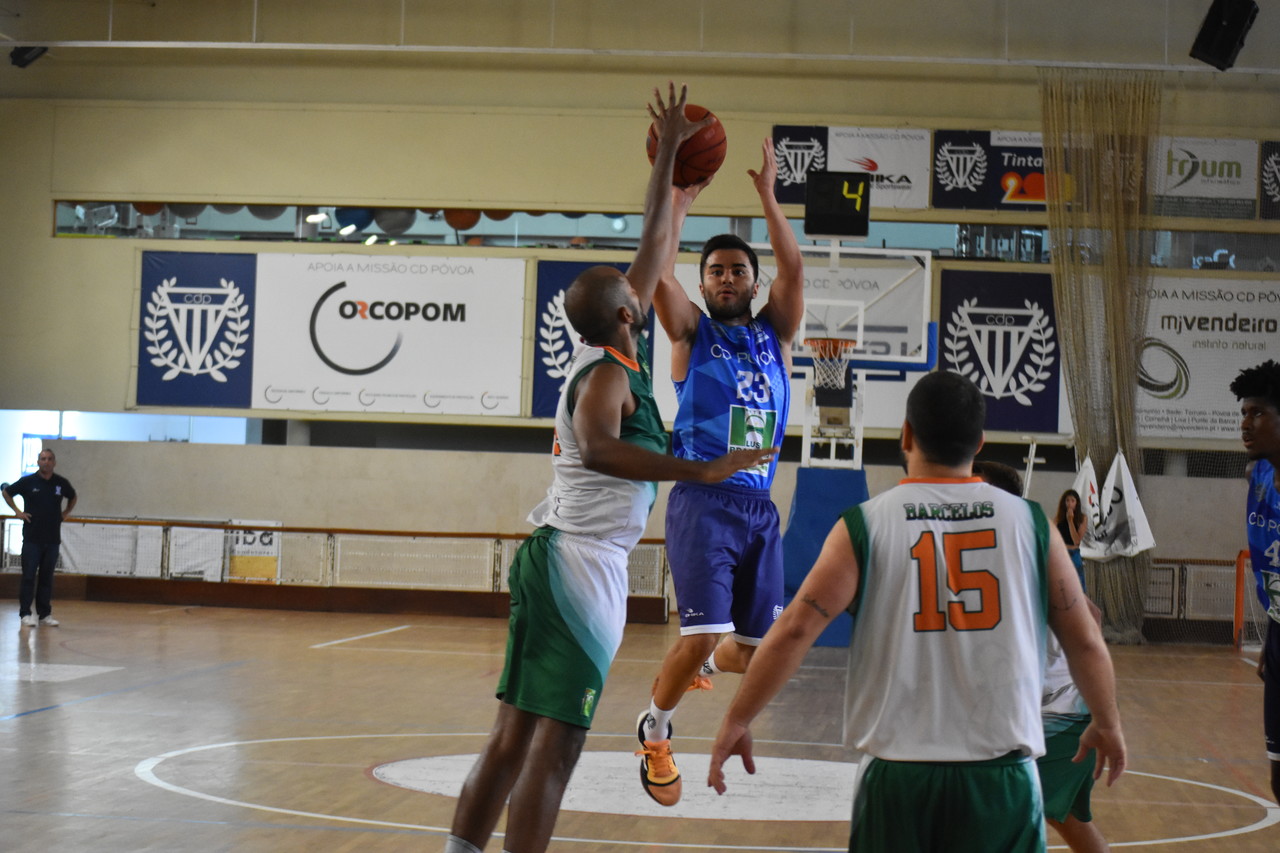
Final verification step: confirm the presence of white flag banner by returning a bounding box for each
[1071,457,1101,550]
[1079,452,1156,560]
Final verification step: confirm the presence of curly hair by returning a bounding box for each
[1229,359,1280,411]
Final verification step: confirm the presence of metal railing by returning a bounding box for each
[1,517,669,599]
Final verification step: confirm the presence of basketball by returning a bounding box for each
[646,104,727,187]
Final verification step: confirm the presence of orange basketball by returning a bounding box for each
[646,104,727,188]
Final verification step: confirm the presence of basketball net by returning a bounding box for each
[809,338,856,390]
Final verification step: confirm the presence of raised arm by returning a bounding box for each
[651,183,709,347]
[751,137,805,347]
[571,363,775,483]
[1045,525,1126,786]
[707,520,860,794]
[626,83,712,314]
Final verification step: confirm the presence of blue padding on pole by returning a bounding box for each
[782,467,870,646]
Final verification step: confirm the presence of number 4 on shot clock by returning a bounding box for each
[803,171,871,239]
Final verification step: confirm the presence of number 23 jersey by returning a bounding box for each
[670,313,789,490]
[842,478,1051,761]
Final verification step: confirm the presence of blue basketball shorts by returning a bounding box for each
[664,481,784,642]
[1265,617,1280,761]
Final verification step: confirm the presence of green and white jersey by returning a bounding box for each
[527,338,667,551]
[1042,633,1089,736]
[842,477,1051,761]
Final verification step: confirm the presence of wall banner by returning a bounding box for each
[138,251,258,408]
[771,124,829,205]
[1137,276,1280,440]
[1151,136,1259,219]
[939,269,1061,433]
[138,251,525,416]
[1261,141,1280,221]
[531,261,596,418]
[770,125,932,210]
[530,261,658,419]
[931,130,1047,211]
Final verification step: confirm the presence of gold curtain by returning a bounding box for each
[1039,69,1163,643]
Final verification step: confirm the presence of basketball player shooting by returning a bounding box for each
[442,84,776,853]
[635,132,805,806]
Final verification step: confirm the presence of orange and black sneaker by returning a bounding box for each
[636,711,682,806]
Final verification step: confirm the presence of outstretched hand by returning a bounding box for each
[747,137,778,196]
[707,719,756,795]
[1074,721,1126,787]
[648,81,714,152]
[699,446,778,483]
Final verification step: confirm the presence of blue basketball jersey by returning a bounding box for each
[670,313,789,490]
[1247,459,1280,622]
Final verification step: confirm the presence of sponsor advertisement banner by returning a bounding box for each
[939,269,1061,433]
[1152,136,1258,219]
[931,130,1047,212]
[138,251,258,408]
[253,254,524,415]
[769,125,932,209]
[138,251,525,416]
[1137,276,1280,439]
[1261,141,1280,221]
[824,127,931,210]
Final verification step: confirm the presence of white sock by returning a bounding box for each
[646,699,675,741]
[444,834,483,853]
[700,650,724,677]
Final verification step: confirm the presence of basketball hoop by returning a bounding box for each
[809,337,857,390]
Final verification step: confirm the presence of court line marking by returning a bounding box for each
[310,625,411,649]
[134,734,1280,850]
[0,660,246,721]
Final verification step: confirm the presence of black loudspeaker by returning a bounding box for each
[1190,0,1258,71]
[9,46,48,68]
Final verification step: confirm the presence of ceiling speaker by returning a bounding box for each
[1190,0,1259,71]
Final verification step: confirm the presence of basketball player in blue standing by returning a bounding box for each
[442,84,776,853]
[1231,359,1280,805]
[636,136,804,805]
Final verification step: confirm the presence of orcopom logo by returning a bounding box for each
[310,281,401,375]
[144,276,250,383]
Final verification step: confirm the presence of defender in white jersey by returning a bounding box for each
[975,459,1111,853]
[445,84,776,853]
[709,371,1125,853]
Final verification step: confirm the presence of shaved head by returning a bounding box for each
[564,265,639,344]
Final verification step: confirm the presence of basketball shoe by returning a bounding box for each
[636,710,682,806]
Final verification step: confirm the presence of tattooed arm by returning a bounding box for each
[1046,523,1126,786]
[708,521,859,793]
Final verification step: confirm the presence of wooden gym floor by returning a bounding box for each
[3,599,1279,852]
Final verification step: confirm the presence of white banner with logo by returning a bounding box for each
[1075,453,1156,560]
[251,254,525,416]
[1137,275,1280,440]
[826,127,932,209]
[1152,137,1259,219]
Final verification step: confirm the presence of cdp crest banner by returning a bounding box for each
[137,251,257,408]
[939,269,1061,433]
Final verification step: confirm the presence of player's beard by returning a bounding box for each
[705,291,753,323]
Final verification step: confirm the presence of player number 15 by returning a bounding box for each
[912,529,1001,632]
